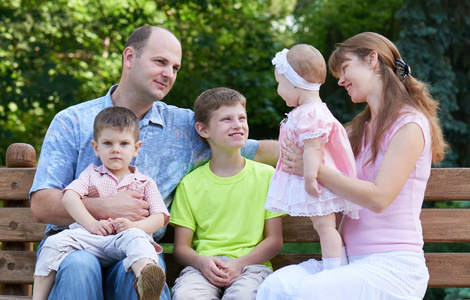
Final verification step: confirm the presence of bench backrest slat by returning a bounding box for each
[282,217,319,243]
[0,251,37,285]
[426,253,470,288]
[421,209,470,243]
[425,168,470,201]
[2,209,470,246]
[0,208,46,243]
[0,168,35,201]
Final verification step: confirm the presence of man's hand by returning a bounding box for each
[98,190,149,221]
[281,138,304,176]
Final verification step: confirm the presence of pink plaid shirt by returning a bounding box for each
[65,164,170,226]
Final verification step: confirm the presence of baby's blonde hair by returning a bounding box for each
[287,44,327,84]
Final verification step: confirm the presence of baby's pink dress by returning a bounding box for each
[265,102,361,218]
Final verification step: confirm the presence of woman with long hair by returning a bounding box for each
[256,32,447,300]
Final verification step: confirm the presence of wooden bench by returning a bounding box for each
[1,143,470,299]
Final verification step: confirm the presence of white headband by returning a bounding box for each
[272,48,321,91]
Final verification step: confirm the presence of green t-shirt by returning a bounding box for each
[170,159,283,269]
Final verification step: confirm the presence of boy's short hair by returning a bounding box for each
[194,87,247,125]
[287,44,327,84]
[93,106,140,141]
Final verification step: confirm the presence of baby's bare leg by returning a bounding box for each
[32,271,57,300]
[310,213,343,269]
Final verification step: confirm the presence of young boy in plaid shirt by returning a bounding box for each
[33,107,169,300]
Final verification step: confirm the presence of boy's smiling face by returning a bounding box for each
[196,103,248,152]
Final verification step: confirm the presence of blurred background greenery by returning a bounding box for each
[1,0,469,167]
[1,0,469,298]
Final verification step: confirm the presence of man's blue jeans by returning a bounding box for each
[37,239,171,300]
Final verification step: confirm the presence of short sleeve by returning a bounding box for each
[297,109,333,144]
[144,178,171,226]
[63,164,96,198]
[169,180,197,231]
[265,209,285,220]
[241,139,259,160]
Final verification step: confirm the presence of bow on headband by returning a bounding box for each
[272,49,322,91]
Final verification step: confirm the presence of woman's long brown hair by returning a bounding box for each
[328,32,447,165]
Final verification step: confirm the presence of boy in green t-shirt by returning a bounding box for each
[169,87,284,299]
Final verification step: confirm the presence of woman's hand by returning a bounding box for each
[281,138,304,176]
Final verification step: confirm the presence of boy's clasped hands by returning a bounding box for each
[197,256,243,287]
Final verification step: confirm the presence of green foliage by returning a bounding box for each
[1,0,468,168]
[395,0,470,167]
[281,242,321,254]
[0,0,295,163]
[290,0,469,167]
[153,0,288,140]
[289,0,404,126]
[0,0,138,161]
[443,288,470,300]
[1,2,470,298]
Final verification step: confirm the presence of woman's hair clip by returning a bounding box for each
[395,58,411,81]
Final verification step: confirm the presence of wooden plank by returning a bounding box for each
[282,209,470,244]
[426,253,470,288]
[421,209,470,243]
[0,167,462,198]
[155,210,470,245]
[425,168,470,201]
[0,208,46,243]
[282,216,320,243]
[0,296,32,300]
[0,169,36,201]
[271,253,322,270]
[0,251,36,284]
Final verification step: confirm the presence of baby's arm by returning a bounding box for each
[111,213,166,235]
[62,190,113,236]
[224,216,283,283]
[303,137,323,197]
[173,225,230,287]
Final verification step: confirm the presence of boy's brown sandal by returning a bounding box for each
[133,264,166,300]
